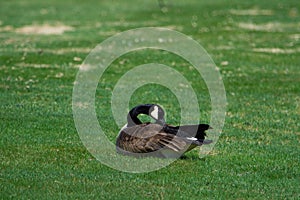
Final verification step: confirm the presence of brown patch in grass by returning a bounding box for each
[229,9,274,16]
[253,48,300,54]
[15,23,73,35]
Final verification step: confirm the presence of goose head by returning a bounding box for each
[148,104,165,125]
[127,104,165,127]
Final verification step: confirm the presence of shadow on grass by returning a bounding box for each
[180,154,207,161]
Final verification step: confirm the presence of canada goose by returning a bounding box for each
[116,104,212,158]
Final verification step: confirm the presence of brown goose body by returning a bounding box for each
[116,123,211,158]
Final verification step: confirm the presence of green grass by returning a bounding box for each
[1,0,299,199]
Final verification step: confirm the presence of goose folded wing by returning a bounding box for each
[117,124,188,153]
[163,124,212,140]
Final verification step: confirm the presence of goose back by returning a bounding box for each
[116,123,206,158]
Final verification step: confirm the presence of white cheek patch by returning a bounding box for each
[150,106,159,120]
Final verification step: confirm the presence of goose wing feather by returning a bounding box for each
[116,123,188,154]
[163,124,211,140]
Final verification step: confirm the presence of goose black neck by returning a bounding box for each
[127,104,154,127]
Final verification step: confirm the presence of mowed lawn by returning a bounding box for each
[0,0,299,199]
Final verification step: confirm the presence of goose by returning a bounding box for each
[116,104,212,158]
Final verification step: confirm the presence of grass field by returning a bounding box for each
[1,0,299,199]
